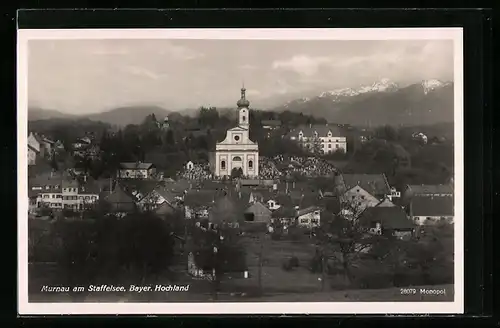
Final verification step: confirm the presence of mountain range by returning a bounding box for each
[28,79,454,127]
[272,79,454,126]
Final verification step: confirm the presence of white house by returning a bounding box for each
[213,87,259,178]
[289,124,347,154]
[296,206,321,228]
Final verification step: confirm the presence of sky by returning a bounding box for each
[28,39,454,114]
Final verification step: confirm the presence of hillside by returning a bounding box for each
[273,80,454,126]
[28,108,74,121]
[28,105,170,127]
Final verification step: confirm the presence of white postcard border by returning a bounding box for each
[17,28,464,315]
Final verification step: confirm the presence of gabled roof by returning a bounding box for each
[209,195,245,223]
[297,206,321,217]
[411,196,454,217]
[245,201,272,216]
[342,173,391,197]
[360,206,414,230]
[119,162,155,170]
[105,183,136,204]
[184,190,216,207]
[119,179,160,201]
[271,206,297,218]
[407,184,454,196]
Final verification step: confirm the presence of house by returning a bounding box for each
[118,162,156,179]
[296,206,321,228]
[409,196,454,226]
[271,206,297,226]
[183,190,216,219]
[288,124,347,154]
[359,206,415,240]
[31,172,100,211]
[29,132,54,158]
[28,144,39,166]
[185,161,194,171]
[187,239,248,280]
[244,201,272,223]
[412,132,428,144]
[343,185,381,209]
[104,183,137,213]
[403,184,454,202]
[338,173,392,201]
[28,132,41,153]
[73,136,92,149]
[208,194,245,228]
[261,120,282,132]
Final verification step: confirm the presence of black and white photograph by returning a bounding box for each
[18,28,464,314]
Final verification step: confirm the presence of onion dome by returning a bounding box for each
[236,87,250,108]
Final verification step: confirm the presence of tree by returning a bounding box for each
[315,201,385,288]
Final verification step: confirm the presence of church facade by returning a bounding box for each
[213,87,259,178]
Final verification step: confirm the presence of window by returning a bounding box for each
[234,135,240,141]
[361,195,365,199]
[242,116,246,122]
[311,218,319,224]
[233,156,242,161]
[328,144,332,148]
[43,195,49,199]
[248,160,253,168]
[336,144,339,149]
[221,160,226,170]
[300,219,308,224]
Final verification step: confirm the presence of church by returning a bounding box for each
[212,87,259,178]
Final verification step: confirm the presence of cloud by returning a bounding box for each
[245,89,261,96]
[272,55,333,76]
[122,65,164,80]
[160,43,204,61]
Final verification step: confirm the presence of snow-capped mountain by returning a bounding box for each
[274,79,454,126]
[421,79,451,95]
[318,78,399,100]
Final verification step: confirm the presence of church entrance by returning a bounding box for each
[231,156,243,174]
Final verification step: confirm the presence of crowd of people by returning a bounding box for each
[259,157,283,180]
[176,163,213,181]
[279,156,337,178]
[176,155,337,182]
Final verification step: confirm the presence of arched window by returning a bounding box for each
[248,160,253,168]
[233,156,242,161]
[242,116,246,122]
[221,160,226,170]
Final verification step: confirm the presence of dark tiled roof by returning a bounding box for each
[184,190,216,207]
[119,162,154,170]
[105,183,136,204]
[360,206,414,230]
[342,174,391,197]
[209,196,245,224]
[411,196,454,217]
[407,184,454,196]
[297,206,321,217]
[245,202,272,216]
[271,206,297,218]
[119,180,161,201]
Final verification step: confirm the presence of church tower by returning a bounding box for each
[237,86,250,130]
